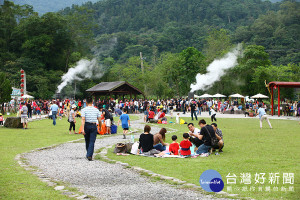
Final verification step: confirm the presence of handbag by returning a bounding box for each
[114,143,126,153]
[113,143,132,154]
[204,126,219,147]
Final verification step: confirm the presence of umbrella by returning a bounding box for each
[250,93,269,99]
[229,93,245,98]
[199,93,213,98]
[212,93,227,98]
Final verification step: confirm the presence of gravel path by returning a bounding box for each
[24,115,223,200]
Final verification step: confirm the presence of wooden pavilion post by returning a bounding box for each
[278,86,280,117]
[271,86,274,116]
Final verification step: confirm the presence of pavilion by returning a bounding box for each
[267,81,300,116]
[86,81,145,100]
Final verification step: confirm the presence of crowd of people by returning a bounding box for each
[1,96,299,161]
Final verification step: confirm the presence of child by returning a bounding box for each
[169,135,180,155]
[176,113,180,124]
[59,107,64,120]
[36,106,41,119]
[118,109,130,139]
[210,107,217,122]
[0,113,4,126]
[180,133,192,157]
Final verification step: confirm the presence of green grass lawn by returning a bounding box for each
[0,114,139,199]
[106,117,300,200]
[0,117,83,199]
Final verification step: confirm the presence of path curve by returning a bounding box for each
[23,114,225,200]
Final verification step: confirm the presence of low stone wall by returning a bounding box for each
[224,110,244,114]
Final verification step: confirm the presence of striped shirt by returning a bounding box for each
[81,106,101,123]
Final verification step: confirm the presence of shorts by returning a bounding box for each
[123,128,129,130]
[105,119,111,127]
[21,117,28,123]
[36,110,41,115]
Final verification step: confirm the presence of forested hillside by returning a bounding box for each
[1,0,299,99]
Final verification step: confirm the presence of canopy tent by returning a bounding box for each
[198,93,213,98]
[267,81,300,116]
[19,94,34,99]
[213,93,226,98]
[229,93,245,98]
[250,93,269,99]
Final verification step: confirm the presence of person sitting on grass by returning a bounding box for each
[180,133,192,157]
[195,119,215,155]
[158,110,167,122]
[147,108,155,123]
[153,128,169,151]
[118,109,130,139]
[0,113,4,126]
[211,123,224,153]
[137,125,160,156]
[188,122,203,149]
[169,135,180,155]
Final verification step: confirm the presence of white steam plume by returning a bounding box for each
[190,44,243,92]
[57,58,103,93]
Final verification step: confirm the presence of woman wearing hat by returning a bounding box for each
[69,104,77,134]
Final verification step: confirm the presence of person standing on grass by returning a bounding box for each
[81,97,102,161]
[118,109,130,139]
[50,100,59,126]
[257,104,272,129]
[190,100,198,121]
[69,105,77,134]
[20,102,28,129]
[210,107,217,122]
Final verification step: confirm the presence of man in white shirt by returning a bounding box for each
[187,123,203,147]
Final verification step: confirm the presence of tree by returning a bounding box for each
[236,45,271,95]
[0,72,12,113]
[203,28,232,62]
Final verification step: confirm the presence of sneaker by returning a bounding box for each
[219,149,223,153]
[86,157,93,161]
[123,134,126,139]
[200,153,209,157]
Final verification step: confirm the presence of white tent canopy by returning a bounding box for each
[213,93,227,98]
[199,93,213,98]
[21,94,34,99]
[229,93,245,98]
[250,93,269,99]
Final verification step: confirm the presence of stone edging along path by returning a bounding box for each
[15,115,240,200]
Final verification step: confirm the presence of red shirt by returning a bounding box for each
[169,143,180,155]
[159,112,165,118]
[180,140,192,156]
[148,111,155,119]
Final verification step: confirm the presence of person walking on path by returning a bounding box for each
[50,100,59,126]
[257,104,272,129]
[81,97,102,161]
[118,109,130,139]
[69,105,77,134]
